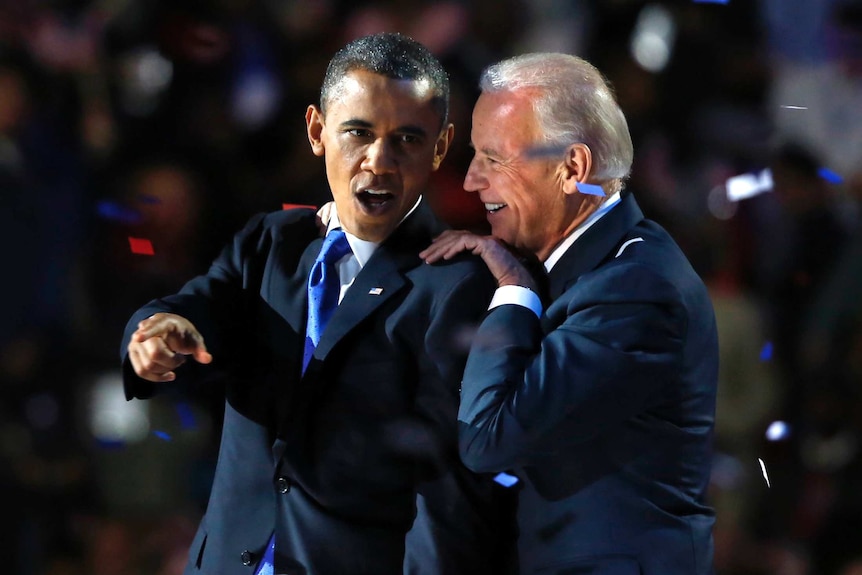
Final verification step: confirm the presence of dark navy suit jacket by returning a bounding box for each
[458,193,718,574]
[122,202,517,575]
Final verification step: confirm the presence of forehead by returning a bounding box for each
[472,89,541,147]
[325,69,440,122]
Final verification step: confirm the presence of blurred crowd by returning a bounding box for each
[2,0,862,574]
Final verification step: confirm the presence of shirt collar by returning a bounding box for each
[544,190,622,272]
[327,195,423,269]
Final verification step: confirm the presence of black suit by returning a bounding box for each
[122,202,516,574]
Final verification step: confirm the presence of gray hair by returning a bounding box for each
[479,53,633,188]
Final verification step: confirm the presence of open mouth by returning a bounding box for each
[357,189,394,207]
[484,202,507,213]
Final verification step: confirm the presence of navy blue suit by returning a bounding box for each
[458,193,718,574]
[122,202,516,574]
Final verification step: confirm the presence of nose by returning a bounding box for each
[463,156,486,193]
[361,138,397,175]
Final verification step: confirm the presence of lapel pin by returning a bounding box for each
[368,287,384,295]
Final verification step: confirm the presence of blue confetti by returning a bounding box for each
[175,402,196,430]
[759,341,773,362]
[818,167,844,184]
[96,439,126,450]
[153,430,172,441]
[493,472,520,488]
[95,200,142,225]
[693,0,729,4]
[523,144,568,159]
[576,182,605,196]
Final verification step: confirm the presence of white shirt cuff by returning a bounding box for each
[488,285,543,318]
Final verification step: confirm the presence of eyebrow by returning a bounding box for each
[339,119,428,139]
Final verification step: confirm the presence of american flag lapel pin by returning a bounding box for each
[368,287,384,295]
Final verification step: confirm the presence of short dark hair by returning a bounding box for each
[320,32,450,128]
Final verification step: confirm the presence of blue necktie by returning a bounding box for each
[303,228,352,373]
[255,228,351,575]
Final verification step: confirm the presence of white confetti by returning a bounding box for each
[758,457,771,488]
[779,105,808,110]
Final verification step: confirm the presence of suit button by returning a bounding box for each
[241,550,254,566]
[277,476,291,494]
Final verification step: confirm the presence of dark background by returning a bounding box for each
[2,1,862,573]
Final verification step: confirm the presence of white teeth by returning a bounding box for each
[365,189,390,195]
[485,203,506,212]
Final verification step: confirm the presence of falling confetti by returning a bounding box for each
[779,105,808,110]
[758,458,771,488]
[765,420,790,441]
[693,0,729,4]
[282,203,318,211]
[153,430,172,441]
[128,237,155,255]
[759,341,773,362]
[493,472,520,487]
[726,169,773,201]
[523,144,568,159]
[818,167,844,184]
[576,182,606,197]
[95,200,142,225]
[175,402,196,430]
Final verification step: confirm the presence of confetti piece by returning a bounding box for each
[779,105,808,110]
[693,0,729,4]
[818,167,844,184]
[153,430,172,441]
[96,439,126,450]
[765,420,790,441]
[175,402,196,430]
[95,200,142,225]
[576,182,606,196]
[137,194,161,204]
[128,237,155,255]
[758,458,771,488]
[282,203,318,211]
[726,169,773,201]
[759,341,773,362]
[523,144,569,159]
[493,472,520,487]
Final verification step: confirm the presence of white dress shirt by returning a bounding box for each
[325,196,423,303]
[489,191,622,318]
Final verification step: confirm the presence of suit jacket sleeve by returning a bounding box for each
[458,262,689,473]
[119,211,278,400]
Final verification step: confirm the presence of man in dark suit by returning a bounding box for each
[421,52,719,574]
[122,33,514,575]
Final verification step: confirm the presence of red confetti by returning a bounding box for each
[128,237,155,255]
[282,203,318,211]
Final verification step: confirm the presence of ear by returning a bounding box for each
[431,123,455,171]
[306,105,325,157]
[561,143,593,196]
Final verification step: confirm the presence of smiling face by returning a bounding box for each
[465,89,601,261]
[306,69,453,242]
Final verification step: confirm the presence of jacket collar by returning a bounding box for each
[546,192,645,300]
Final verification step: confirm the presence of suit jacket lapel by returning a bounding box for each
[546,192,645,300]
[285,238,321,334]
[309,200,444,367]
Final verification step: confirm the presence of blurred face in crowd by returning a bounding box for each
[306,69,453,242]
[465,88,601,261]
